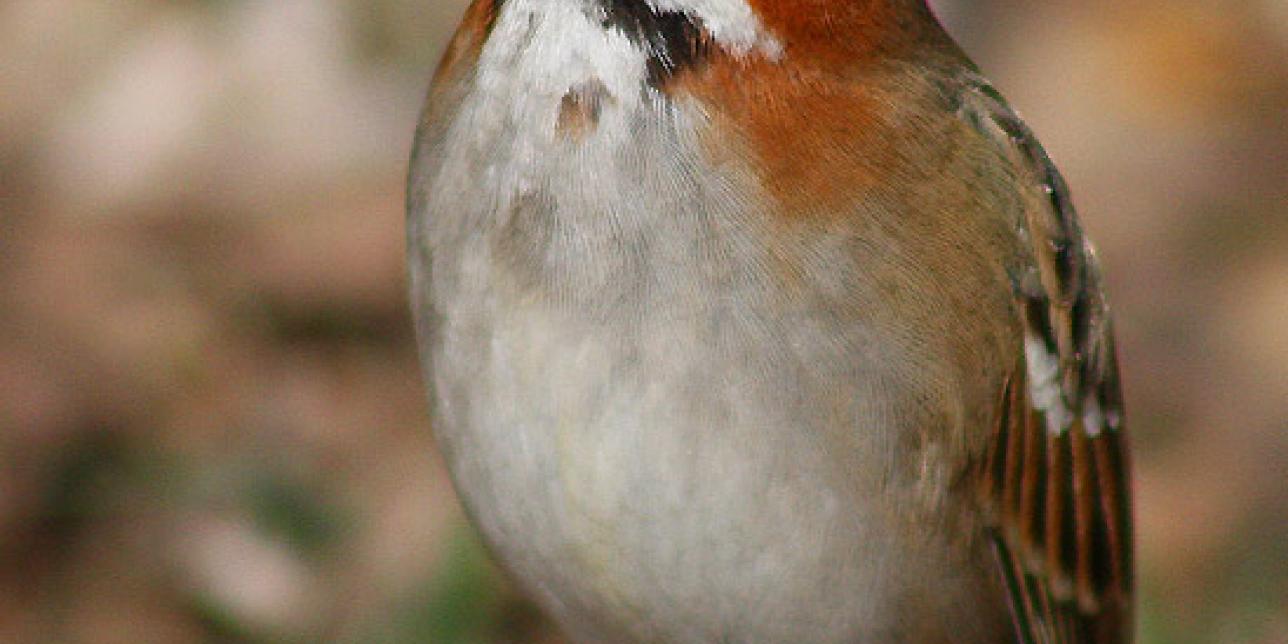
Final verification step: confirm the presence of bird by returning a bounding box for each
[406,0,1133,642]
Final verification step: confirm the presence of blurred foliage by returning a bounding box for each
[0,0,1285,642]
[372,530,547,644]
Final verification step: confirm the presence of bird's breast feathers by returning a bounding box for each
[410,1,1133,642]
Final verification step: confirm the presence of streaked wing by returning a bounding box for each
[961,75,1134,644]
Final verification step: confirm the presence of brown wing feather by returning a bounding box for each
[962,75,1134,643]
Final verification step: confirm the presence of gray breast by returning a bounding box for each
[406,2,1010,642]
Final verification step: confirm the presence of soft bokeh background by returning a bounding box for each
[1,0,1285,641]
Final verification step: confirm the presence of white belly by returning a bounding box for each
[428,271,899,642]
[409,3,1009,637]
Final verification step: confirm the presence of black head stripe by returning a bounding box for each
[599,0,710,86]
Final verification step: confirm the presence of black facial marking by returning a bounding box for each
[598,0,710,86]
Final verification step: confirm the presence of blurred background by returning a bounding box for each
[1,0,1284,641]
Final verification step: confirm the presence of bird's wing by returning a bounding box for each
[958,75,1134,644]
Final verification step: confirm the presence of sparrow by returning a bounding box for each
[407,0,1133,642]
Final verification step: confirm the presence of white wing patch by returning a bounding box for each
[1024,333,1073,435]
[1081,395,1105,438]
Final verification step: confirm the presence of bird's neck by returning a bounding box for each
[433,0,951,103]
[596,0,945,70]
[741,0,944,61]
